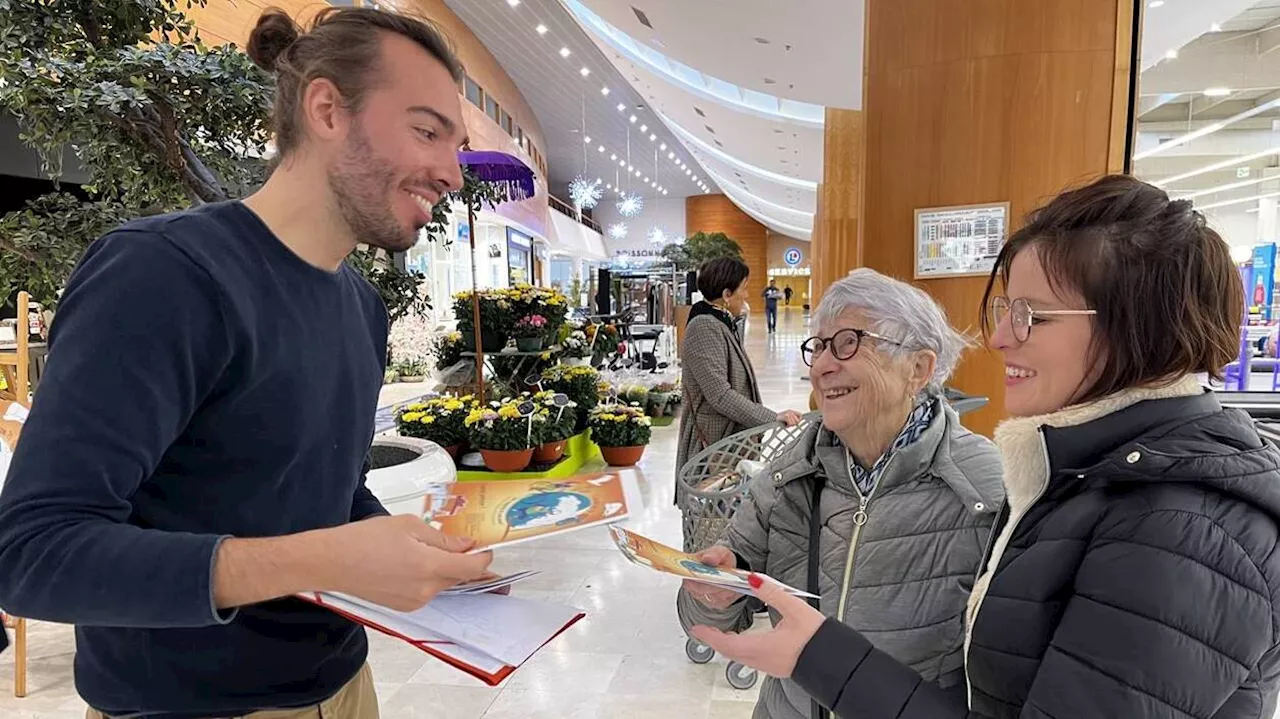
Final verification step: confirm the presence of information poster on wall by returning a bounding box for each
[913,202,1010,280]
[1251,243,1276,322]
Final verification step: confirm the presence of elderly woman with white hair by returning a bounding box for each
[677,268,1005,719]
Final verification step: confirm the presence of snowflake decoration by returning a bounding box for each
[608,222,629,240]
[647,226,667,245]
[616,192,644,218]
[568,176,603,210]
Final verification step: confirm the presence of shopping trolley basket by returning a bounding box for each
[675,413,819,690]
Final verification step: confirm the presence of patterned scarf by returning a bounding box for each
[848,400,935,497]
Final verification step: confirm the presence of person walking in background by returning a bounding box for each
[784,285,794,305]
[679,259,802,499]
[0,7,493,719]
[763,278,783,333]
[679,269,1003,719]
[688,175,1280,719]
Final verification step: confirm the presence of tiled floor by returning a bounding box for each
[0,308,814,718]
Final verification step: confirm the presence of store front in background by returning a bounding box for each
[402,212,547,326]
[506,228,533,286]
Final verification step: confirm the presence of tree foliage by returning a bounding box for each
[661,231,744,271]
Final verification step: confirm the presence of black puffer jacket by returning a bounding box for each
[792,388,1280,718]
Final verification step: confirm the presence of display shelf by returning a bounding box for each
[456,431,603,482]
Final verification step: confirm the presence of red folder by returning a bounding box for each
[298,592,585,687]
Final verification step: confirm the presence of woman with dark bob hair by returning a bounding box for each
[690,175,1280,718]
[678,257,802,481]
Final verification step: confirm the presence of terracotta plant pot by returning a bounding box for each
[479,448,534,473]
[600,445,646,467]
[533,440,567,464]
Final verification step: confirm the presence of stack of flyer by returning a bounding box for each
[300,472,639,685]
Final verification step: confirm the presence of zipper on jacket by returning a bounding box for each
[964,428,1053,708]
[835,450,890,623]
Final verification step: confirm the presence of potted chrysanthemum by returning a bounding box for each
[465,398,544,473]
[531,390,578,463]
[588,403,652,467]
[395,394,473,458]
[512,314,548,352]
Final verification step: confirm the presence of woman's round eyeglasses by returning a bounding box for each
[989,296,1096,343]
[801,328,903,367]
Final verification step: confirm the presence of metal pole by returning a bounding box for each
[468,205,485,403]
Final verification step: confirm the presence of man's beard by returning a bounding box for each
[328,123,419,253]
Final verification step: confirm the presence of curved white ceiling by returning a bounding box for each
[560,0,851,239]
[559,0,863,110]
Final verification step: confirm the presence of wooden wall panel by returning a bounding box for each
[812,108,863,309]
[861,0,1134,437]
[687,195,769,305]
[186,0,327,48]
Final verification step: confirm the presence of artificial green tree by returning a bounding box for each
[661,231,744,272]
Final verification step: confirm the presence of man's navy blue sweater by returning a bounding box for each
[0,202,390,717]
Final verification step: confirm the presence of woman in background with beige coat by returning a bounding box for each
[677,258,801,487]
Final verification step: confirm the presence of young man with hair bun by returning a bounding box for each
[0,7,490,718]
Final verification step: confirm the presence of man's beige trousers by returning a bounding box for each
[85,663,378,719]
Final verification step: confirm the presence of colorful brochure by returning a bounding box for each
[608,526,818,599]
[300,589,583,686]
[425,472,639,552]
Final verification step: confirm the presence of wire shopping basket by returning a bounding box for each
[676,412,819,554]
[674,412,818,689]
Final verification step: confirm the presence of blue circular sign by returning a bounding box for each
[784,247,803,266]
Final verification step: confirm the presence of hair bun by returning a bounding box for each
[247,9,300,73]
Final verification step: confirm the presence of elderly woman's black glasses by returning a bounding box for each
[801,328,903,367]
[989,296,1096,343]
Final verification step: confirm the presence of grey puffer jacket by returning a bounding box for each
[677,397,1004,719]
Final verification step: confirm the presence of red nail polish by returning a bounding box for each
[747,573,764,589]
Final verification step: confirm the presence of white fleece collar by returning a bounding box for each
[991,375,1206,515]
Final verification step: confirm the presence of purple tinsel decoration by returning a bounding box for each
[457,150,537,202]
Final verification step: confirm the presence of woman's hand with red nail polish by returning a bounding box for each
[690,571,826,679]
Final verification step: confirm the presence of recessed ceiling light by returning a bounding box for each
[1165,49,1178,60]
[668,152,675,159]
[660,143,667,150]
[601,87,610,95]
[617,103,626,112]
[643,176,649,182]
[559,47,572,58]
[627,164,633,170]
[584,136,591,143]
[535,23,548,34]
[629,115,637,123]
[686,169,692,175]
[507,0,520,6]
[635,169,642,176]
[649,134,656,141]
[619,159,626,166]
[1203,87,1232,97]
[610,154,617,160]
[640,124,648,132]
[580,67,590,77]
[692,175,699,182]
[607,184,612,189]
[598,145,605,152]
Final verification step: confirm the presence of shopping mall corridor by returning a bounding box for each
[0,308,813,719]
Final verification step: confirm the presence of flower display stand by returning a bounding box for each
[456,431,602,482]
